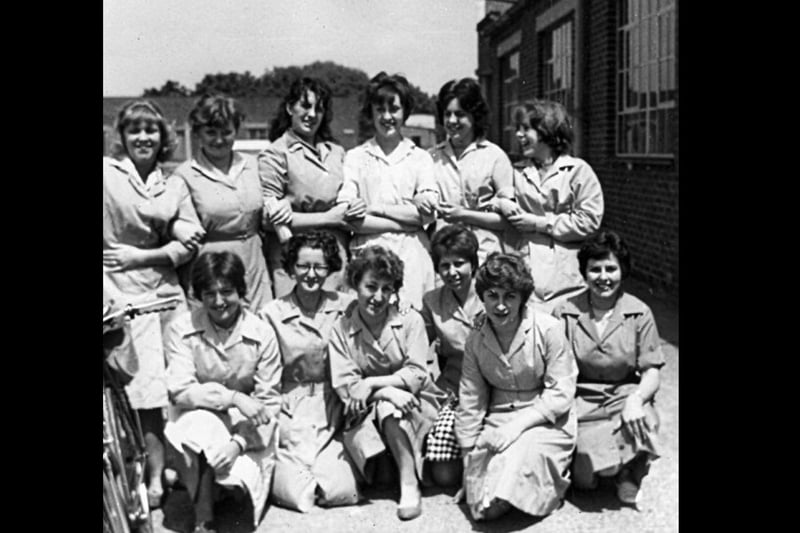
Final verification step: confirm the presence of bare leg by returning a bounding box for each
[382,417,421,519]
[138,408,166,506]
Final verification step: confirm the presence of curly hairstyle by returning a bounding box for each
[436,78,489,139]
[191,251,247,300]
[188,94,246,133]
[578,230,632,280]
[346,245,404,293]
[268,77,335,143]
[280,230,343,274]
[475,252,534,303]
[512,99,574,157]
[430,223,480,272]
[112,99,177,162]
[360,71,415,123]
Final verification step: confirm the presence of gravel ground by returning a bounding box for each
[152,277,678,533]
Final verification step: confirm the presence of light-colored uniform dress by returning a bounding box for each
[420,285,483,461]
[259,290,361,511]
[455,307,577,518]
[163,307,282,527]
[506,155,603,313]
[429,138,515,265]
[258,131,349,297]
[172,150,273,311]
[329,306,446,482]
[337,137,438,310]
[552,291,665,487]
[103,156,199,409]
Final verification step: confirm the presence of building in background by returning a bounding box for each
[402,114,438,149]
[477,0,678,292]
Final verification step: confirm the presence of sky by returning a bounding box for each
[103,0,486,97]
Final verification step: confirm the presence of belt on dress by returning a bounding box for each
[204,231,256,243]
[282,381,330,396]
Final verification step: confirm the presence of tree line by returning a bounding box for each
[143,61,436,115]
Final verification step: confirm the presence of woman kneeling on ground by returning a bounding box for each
[552,230,665,506]
[164,251,282,533]
[259,231,361,511]
[329,245,446,521]
[455,252,577,521]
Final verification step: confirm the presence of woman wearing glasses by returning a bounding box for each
[259,231,361,512]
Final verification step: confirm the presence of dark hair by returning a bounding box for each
[360,71,415,123]
[113,99,177,162]
[188,94,245,133]
[578,230,632,280]
[430,224,479,272]
[436,78,489,139]
[191,251,247,300]
[346,245,404,292]
[512,100,573,157]
[280,230,343,273]
[268,77,335,143]
[475,252,534,303]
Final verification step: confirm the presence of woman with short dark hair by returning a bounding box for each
[259,77,353,297]
[171,93,274,311]
[259,231,361,512]
[164,251,282,533]
[430,78,515,265]
[329,245,446,521]
[553,231,665,506]
[336,72,439,310]
[420,224,483,487]
[455,252,577,521]
[495,99,604,313]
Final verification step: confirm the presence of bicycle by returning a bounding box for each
[103,297,180,533]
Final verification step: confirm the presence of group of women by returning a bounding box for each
[102,72,665,532]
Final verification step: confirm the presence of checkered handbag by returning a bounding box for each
[425,395,460,462]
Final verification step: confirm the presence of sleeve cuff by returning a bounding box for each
[231,434,247,452]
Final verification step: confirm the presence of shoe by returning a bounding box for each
[616,479,641,505]
[147,486,164,509]
[397,501,422,521]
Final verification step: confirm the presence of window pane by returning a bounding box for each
[632,27,640,66]
[632,0,639,23]
[649,109,660,153]
[660,60,668,102]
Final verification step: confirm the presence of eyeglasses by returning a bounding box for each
[294,263,330,275]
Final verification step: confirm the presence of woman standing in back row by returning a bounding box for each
[259,77,353,298]
[429,78,515,265]
[336,72,439,311]
[495,100,604,313]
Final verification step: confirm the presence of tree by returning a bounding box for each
[143,80,191,97]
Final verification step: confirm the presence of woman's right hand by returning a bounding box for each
[494,198,522,218]
[383,387,420,416]
[232,392,271,425]
[172,220,205,251]
[344,379,372,416]
[344,198,367,220]
[267,198,293,226]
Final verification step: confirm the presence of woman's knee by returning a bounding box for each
[431,460,462,487]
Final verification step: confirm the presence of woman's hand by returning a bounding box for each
[438,202,465,222]
[232,392,271,425]
[413,192,439,218]
[344,199,367,220]
[506,212,541,232]
[495,198,522,218]
[344,380,372,416]
[267,198,293,226]
[103,243,145,271]
[327,202,349,227]
[172,220,205,251]
[476,421,524,454]
[207,440,241,477]
[383,387,421,416]
[621,392,650,443]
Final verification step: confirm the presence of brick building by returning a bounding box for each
[476,0,678,292]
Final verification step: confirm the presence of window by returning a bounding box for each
[247,127,268,140]
[617,0,676,156]
[541,18,575,115]
[500,49,520,153]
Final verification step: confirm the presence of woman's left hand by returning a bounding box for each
[438,202,465,222]
[268,198,293,226]
[413,192,439,217]
[207,440,241,477]
[103,243,145,271]
[506,212,539,232]
[621,393,650,442]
